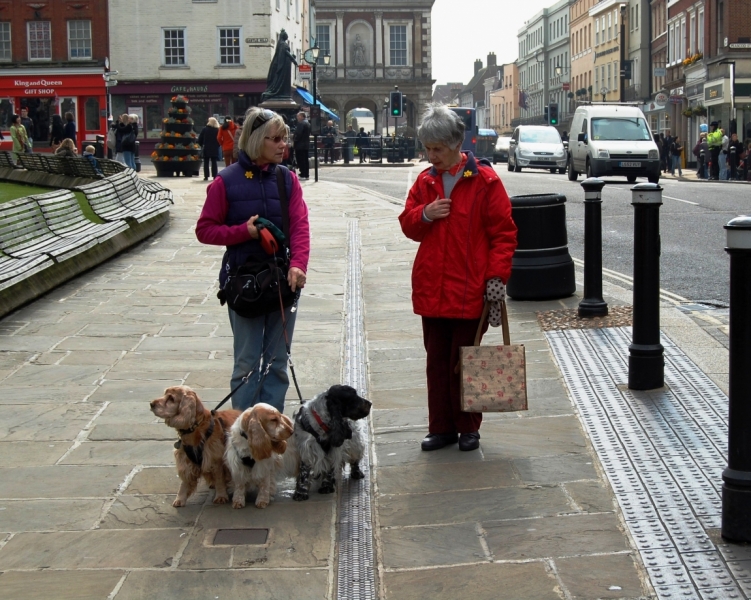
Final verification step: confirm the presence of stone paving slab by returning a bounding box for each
[0,570,125,600]
[0,498,104,532]
[0,465,131,499]
[59,440,176,466]
[0,403,103,440]
[0,440,68,466]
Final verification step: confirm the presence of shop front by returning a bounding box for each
[109,81,266,154]
[643,92,670,136]
[0,69,106,152]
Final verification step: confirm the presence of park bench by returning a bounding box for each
[42,154,68,176]
[98,159,127,176]
[125,170,174,204]
[17,153,47,172]
[74,178,167,224]
[0,151,20,169]
[0,251,54,291]
[31,189,129,244]
[109,171,171,221]
[0,197,97,263]
[61,156,103,179]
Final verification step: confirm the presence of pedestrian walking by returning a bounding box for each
[217,117,237,166]
[322,119,337,164]
[198,117,220,180]
[20,108,34,151]
[114,114,129,164]
[293,112,311,179]
[9,114,30,161]
[47,114,64,152]
[707,122,723,180]
[693,133,708,179]
[728,133,743,180]
[670,135,683,177]
[398,104,518,453]
[719,128,730,180]
[63,111,77,149]
[119,114,138,170]
[232,117,244,162]
[195,107,310,412]
[356,127,369,164]
[661,131,672,173]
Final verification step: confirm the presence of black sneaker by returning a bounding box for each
[421,433,458,451]
[458,432,481,451]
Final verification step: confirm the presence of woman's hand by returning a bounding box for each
[246,215,260,239]
[288,267,306,292]
[423,198,452,221]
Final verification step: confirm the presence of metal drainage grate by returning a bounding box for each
[212,528,269,546]
[336,219,376,600]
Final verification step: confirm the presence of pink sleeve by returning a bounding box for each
[287,171,311,273]
[195,177,253,246]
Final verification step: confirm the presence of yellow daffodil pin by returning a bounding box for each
[245,171,254,179]
[463,170,473,178]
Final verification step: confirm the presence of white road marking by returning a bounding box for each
[663,195,700,206]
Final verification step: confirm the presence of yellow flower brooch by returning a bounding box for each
[245,171,254,179]
[463,170,473,178]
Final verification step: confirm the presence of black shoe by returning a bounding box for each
[459,432,481,451]
[421,433,458,451]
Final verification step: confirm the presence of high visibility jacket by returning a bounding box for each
[707,130,723,148]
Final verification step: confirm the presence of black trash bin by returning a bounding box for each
[507,193,575,300]
[134,140,142,173]
[94,135,105,159]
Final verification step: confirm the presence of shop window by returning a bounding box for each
[1,99,13,129]
[219,28,241,65]
[389,25,407,66]
[163,28,186,66]
[68,20,91,60]
[28,21,51,61]
[146,105,163,139]
[0,22,10,61]
[85,97,99,131]
[316,24,330,64]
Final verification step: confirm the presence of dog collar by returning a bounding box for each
[175,417,215,466]
[311,409,329,432]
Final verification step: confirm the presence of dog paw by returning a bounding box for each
[318,484,335,494]
[350,466,365,480]
[232,500,245,509]
[255,499,269,509]
[213,494,229,504]
[292,490,309,501]
[172,498,186,508]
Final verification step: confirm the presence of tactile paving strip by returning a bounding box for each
[337,220,376,600]
[546,327,747,600]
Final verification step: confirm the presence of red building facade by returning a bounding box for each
[0,0,109,151]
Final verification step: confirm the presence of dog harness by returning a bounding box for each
[296,409,332,453]
[175,417,215,466]
[238,431,257,469]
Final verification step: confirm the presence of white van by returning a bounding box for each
[567,104,660,183]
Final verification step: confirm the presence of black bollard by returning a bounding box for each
[699,148,706,179]
[628,183,664,390]
[721,216,751,541]
[729,146,737,180]
[578,178,608,318]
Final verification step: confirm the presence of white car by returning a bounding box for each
[493,136,511,163]
[508,126,567,174]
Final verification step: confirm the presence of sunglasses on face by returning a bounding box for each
[265,134,288,144]
[250,109,276,135]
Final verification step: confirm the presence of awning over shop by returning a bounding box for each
[294,87,339,121]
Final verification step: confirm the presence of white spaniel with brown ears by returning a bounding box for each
[224,403,294,509]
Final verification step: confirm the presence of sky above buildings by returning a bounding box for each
[431,0,557,87]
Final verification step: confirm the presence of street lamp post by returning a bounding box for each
[720,60,736,134]
[303,47,330,183]
[384,97,389,136]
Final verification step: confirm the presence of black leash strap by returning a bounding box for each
[211,369,255,414]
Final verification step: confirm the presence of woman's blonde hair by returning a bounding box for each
[207,117,219,128]
[128,114,139,123]
[239,108,287,161]
[57,138,76,153]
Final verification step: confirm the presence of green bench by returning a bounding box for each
[32,189,129,243]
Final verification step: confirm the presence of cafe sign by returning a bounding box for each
[705,83,724,102]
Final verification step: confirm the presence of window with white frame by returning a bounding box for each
[680,19,686,61]
[689,13,696,55]
[28,21,51,60]
[315,24,330,64]
[163,28,186,66]
[613,61,617,90]
[389,25,407,66]
[698,8,704,53]
[595,19,599,45]
[668,23,674,63]
[219,28,241,65]
[635,4,639,28]
[68,20,91,59]
[595,64,599,90]
[608,13,612,41]
[608,63,612,90]
[0,22,10,61]
[276,0,280,9]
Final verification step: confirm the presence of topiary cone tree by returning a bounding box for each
[151,95,201,177]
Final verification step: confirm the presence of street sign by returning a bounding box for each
[654,68,666,77]
[655,92,668,106]
[299,64,312,73]
[562,83,570,91]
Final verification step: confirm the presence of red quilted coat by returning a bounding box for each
[398,153,517,319]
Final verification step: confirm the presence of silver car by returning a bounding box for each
[508,126,567,174]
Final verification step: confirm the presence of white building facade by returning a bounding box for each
[108,0,306,153]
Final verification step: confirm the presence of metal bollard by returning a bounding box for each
[699,149,706,179]
[578,178,608,317]
[721,216,751,541]
[628,183,664,390]
[729,146,737,180]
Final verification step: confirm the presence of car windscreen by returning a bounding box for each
[591,117,653,141]
[496,137,511,150]
[519,129,561,143]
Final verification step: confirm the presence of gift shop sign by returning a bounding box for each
[2,74,105,96]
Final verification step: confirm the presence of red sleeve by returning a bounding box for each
[398,175,433,242]
[195,177,253,246]
[287,171,310,273]
[482,177,518,284]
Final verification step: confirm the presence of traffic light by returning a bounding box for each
[544,105,548,123]
[549,103,559,126]
[620,60,633,80]
[390,91,403,117]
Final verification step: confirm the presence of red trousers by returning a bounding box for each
[422,316,486,435]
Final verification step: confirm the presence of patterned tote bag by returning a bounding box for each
[459,300,528,412]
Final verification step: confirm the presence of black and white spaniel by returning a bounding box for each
[285,385,372,501]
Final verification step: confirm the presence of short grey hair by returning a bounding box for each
[417,104,464,149]
[239,107,287,161]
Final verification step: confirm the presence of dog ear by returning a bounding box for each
[168,388,197,429]
[279,413,294,438]
[271,439,287,454]
[248,411,273,461]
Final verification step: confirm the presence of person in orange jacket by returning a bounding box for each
[217,116,238,166]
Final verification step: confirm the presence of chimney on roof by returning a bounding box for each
[474,59,483,75]
[487,52,497,68]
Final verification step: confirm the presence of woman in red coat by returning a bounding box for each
[399,105,517,452]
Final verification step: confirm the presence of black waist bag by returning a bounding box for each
[217,167,296,319]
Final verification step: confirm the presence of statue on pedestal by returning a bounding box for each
[353,34,366,66]
[262,29,298,101]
